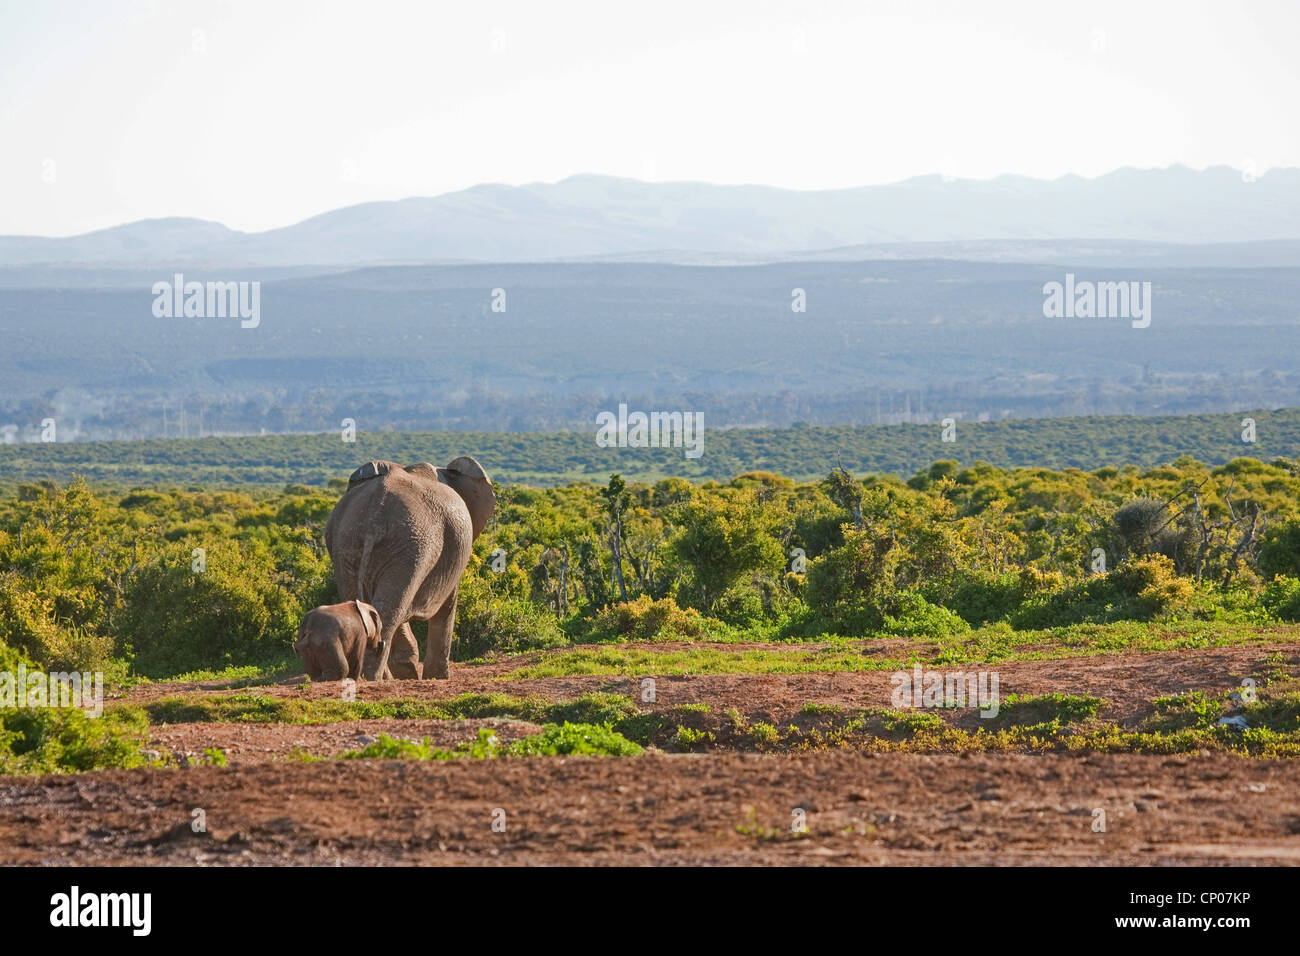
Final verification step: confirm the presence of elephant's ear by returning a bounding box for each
[445,456,489,481]
[364,604,382,642]
[354,600,379,640]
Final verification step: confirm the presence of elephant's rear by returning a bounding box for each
[325,468,398,601]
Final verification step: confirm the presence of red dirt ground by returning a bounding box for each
[4,636,1297,866]
[2,751,1298,865]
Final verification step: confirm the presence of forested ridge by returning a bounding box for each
[2,407,1298,488]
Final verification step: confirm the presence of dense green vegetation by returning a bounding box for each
[3,407,1300,487]
[3,449,1300,690]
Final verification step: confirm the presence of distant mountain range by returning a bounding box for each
[4,165,1300,268]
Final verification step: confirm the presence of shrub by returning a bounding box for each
[1111,554,1195,614]
[804,527,896,634]
[710,586,767,628]
[1259,521,1300,578]
[0,705,151,775]
[1013,555,1194,627]
[880,590,969,637]
[1263,576,1300,622]
[116,539,302,677]
[0,577,116,674]
[452,574,567,660]
[1112,497,1186,561]
[588,595,710,642]
[942,571,1026,626]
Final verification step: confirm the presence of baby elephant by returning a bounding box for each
[296,600,384,681]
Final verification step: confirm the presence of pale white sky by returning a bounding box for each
[2,0,1298,236]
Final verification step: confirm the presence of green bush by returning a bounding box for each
[880,590,969,637]
[0,577,116,674]
[587,594,710,642]
[1259,521,1300,578]
[1012,555,1195,628]
[1263,576,1300,621]
[710,586,767,628]
[0,704,151,775]
[943,571,1023,626]
[452,574,567,660]
[804,527,896,634]
[1111,554,1196,613]
[115,539,302,677]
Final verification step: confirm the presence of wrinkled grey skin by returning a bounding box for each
[324,456,495,680]
[295,600,382,681]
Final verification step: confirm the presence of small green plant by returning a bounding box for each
[880,708,945,735]
[506,722,643,756]
[722,706,747,731]
[671,725,715,751]
[188,746,228,767]
[749,721,779,747]
[735,805,781,839]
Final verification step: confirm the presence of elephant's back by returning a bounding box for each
[332,466,470,543]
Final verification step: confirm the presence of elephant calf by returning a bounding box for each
[295,600,383,681]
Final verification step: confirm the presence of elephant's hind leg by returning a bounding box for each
[387,621,422,679]
[362,575,424,681]
[317,642,348,683]
[424,591,458,680]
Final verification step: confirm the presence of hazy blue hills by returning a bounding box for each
[4,166,1300,267]
[1,257,1298,440]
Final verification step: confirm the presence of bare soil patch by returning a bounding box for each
[121,643,1299,732]
[149,718,541,765]
[2,751,1298,866]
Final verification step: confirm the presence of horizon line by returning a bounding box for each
[5,161,1296,242]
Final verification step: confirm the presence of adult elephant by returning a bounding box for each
[325,456,494,680]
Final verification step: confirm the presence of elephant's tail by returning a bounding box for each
[354,530,378,602]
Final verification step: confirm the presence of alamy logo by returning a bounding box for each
[1042,273,1151,328]
[49,886,151,936]
[595,403,704,459]
[152,273,260,328]
[0,663,103,717]
[890,664,1000,717]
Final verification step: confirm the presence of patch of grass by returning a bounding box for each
[141,690,636,727]
[344,734,441,760]
[190,746,228,767]
[1242,690,1300,733]
[879,708,945,735]
[504,646,909,678]
[990,693,1104,731]
[1144,691,1222,732]
[167,663,297,683]
[342,722,643,760]
[508,722,643,757]
[503,623,1298,678]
